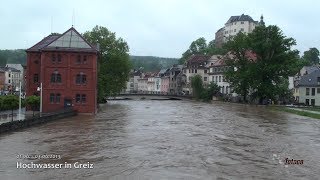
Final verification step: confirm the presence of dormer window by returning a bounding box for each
[317,77,320,82]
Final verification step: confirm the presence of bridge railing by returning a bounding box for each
[119,92,193,98]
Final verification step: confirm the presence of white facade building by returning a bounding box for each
[209,58,232,95]
[154,77,161,93]
[138,78,148,93]
[147,77,155,93]
[182,55,220,94]
[4,67,21,92]
[215,14,263,47]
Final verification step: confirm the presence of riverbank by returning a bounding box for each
[0,109,77,134]
[269,106,320,119]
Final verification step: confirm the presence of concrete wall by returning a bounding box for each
[0,109,77,134]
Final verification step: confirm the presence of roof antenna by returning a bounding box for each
[72,9,75,27]
[51,16,53,34]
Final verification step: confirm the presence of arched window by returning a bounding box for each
[56,74,61,83]
[76,72,87,84]
[82,74,86,83]
[51,70,62,83]
[50,73,55,82]
[76,74,81,84]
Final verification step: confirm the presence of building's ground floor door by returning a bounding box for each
[64,98,72,108]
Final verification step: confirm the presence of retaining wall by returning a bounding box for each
[0,109,77,134]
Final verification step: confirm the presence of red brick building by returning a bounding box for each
[26,27,98,113]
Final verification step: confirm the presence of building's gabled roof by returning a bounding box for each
[0,66,20,72]
[226,14,257,24]
[224,50,257,63]
[169,64,183,72]
[159,68,169,74]
[300,66,320,76]
[27,27,98,53]
[299,70,320,87]
[5,64,24,71]
[211,58,226,67]
[27,34,60,52]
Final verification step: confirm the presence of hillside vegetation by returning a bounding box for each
[0,50,178,71]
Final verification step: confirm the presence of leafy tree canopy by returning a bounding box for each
[191,74,204,99]
[302,47,320,65]
[179,37,226,64]
[83,25,131,101]
[130,56,178,72]
[25,95,40,116]
[0,49,26,66]
[225,25,300,103]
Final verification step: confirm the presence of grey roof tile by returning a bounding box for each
[299,70,320,86]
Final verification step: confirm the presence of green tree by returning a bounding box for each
[179,37,226,64]
[201,82,220,101]
[2,95,19,121]
[224,32,253,102]
[248,25,299,103]
[179,37,207,64]
[207,40,227,56]
[83,25,131,102]
[25,95,40,117]
[0,49,27,65]
[225,25,300,104]
[302,47,320,65]
[191,75,204,99]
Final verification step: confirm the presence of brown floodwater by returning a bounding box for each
[0,99,320,179]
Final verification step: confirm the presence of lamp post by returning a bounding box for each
[18,81,22,120]
[37,83,42,116]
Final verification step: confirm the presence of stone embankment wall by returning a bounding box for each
[0,110,77,134]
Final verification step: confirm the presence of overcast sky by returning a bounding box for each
[0,0,319,58]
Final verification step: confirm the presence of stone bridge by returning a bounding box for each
[108,93,193,100]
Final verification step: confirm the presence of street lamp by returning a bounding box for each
[18,81,22,120]
[37,83,42,116]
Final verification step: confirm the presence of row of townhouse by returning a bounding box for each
[181,54,234,96]
[123,54,234,96]
[123,65,184,95]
